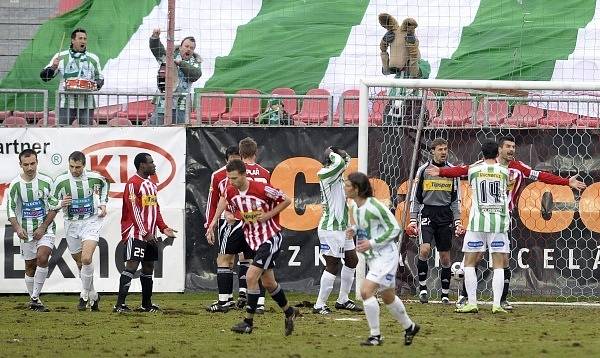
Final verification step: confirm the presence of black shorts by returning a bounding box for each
[419,206,454,252]
[124,237,159,262]
[218,219,254,258]
[251,233,283,270]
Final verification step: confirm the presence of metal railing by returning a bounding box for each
[0,89,49,125]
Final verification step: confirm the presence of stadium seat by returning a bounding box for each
[0,111,9,120]
[292,88,331,124]
[13,111,46,120]
[505,104,544,127]
[575,116,600,128]
[116,100,153,122]
[475,100,509,126]
[333,89,359,124]
[3,116,27,127]
[190,92,227,124]
[540,109,577,128]
[271,87,297,117]
[36,116,57,127]
[430,92,474,126]
[369,90,388,125]
[107,117,133,126]
[71,119,98,127]
[220,89,261,124]
[213,119,237,126]
[293,120,307,126]
[94,104,124,122]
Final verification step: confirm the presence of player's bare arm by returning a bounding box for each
[33,210,57,241]
[207,196,228,244]
[8,218,27,241]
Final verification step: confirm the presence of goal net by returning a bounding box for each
[357,78,600,303]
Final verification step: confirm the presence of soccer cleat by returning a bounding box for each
[312,306,332,315]
[206,301,231,313]
[404,323,420,346]
[255,304,265,314]
[236,292,247,309]
[441,296,451,305]
[78,297,88,311]
[335,300,363,312]
[418,290,428,304]
[492,305,508,314]
[112,304,132,313]
[139,303,161,312]
[455,295,467,308]
[455,303,478,313]
[29,298,49,312]
[360,335,383,346]
[231,320,253,334]
[90,294,100,312]
[500,300,513,311]
[284,307,300,336]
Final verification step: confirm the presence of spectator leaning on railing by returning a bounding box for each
[40,28,104,126]
[149,28,202,125]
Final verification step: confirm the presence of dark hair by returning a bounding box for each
[226,159,246,174]
[481,139,499,159]
[134,153,151,170]
[323,146,345,165]
[68,151,86,165]
[71,28,86,39]
[347,172,373,198]
[180,36,195,46]
[225,145,239,160]
[498,136,515,148]
[19,149,37,163]
[430,137,448,151]
[239,137,257,159]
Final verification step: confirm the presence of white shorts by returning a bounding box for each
[365,246,399,289]
[20,234,55,261]
[462,231,510,253]
[65,216,103,254]
[318,229,355,259]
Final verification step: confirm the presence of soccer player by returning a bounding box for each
[313,146,362,314]
[427,136,586,309]
[406,138,464,305]
[206,159,299,335]
[53,151,109,311]
[7,149,60,311]
[345,172,420,346]
[455,139,510,313]
[114,153,177,313]
[204,145,247,312]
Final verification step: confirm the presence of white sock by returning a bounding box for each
[258,296,265,305]
[25,275,34,297]
[363,296,381,337]
[464,267,477,306]
[218,294,230,302]
[31,266,49,300]
[81,264,94,300]
[315,270,336,309]
[337,265,355,304]
[386,296,414,329]
[492,268,505,307]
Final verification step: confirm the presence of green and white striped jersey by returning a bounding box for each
[350,197,400,259]
[6,173,59,242]
[467,162,510,233]
[318,152,350,231]
[47,50,103,109]
[52,170,109,221]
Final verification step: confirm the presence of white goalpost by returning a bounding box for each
[355,78,600,304]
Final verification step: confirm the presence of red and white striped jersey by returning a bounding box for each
[223,180,286,250]
[205,162,271,228]
[121,174,167,241]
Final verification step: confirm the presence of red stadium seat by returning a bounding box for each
[71,119,98,127]
[475,100,509,126]
[271,87,297,117]
[540,109,577,128]
[107,117,133,126]
[213,119,237,126]
[369,90,388,125]
[505,105,544,127]
[430,92,473,127]
[116,100,153,122]
[221,89,261,124]
[13,111,46,120]
[292,88,331,124]
[94,104,124,122]
[575,116,600,128]
[36,116,57,127]
[0,111,9,120]
[190,92,227,124]
[333,89,359,124]
[3,116,27,127]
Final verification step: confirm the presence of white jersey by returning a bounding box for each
[467,162,510,233]
[318,152,350,231]
[52,170,109,221]
[351,197,400,259]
